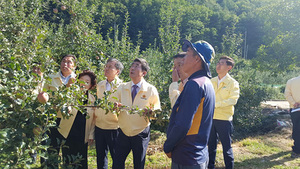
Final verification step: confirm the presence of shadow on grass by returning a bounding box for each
[233,126,292,142]
[235,151,295,169]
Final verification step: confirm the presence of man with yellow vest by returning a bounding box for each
[38,54,95,168]
[208,56,240,169]
[112,58,161,169]
[94,58,123,168]
[169,52,188,108]
[284,75,300,158]
[38,54,77,167]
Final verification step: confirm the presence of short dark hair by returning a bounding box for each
[78,70,97,90]
[133,58,150,72]
[61,54,77,65]
[106,58,124,75]
[173,52,186,59]
[219,56,235,67]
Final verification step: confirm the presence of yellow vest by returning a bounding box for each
[211,74,240,121]
[58,93,95,143]
[169,82,180,108]
[94,77,122,129]
[285,76,300,108]
[43,72,64,118]
[116,79,161,136]
[44,72,95,142]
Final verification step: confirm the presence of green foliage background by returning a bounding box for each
[1,0,300,168]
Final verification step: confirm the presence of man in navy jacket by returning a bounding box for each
[164,40,215,168]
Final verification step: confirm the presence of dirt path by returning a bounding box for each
[262,100,290,109]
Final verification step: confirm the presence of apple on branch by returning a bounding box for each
[37,92,49,104]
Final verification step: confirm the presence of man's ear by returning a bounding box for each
[72,66,77,71]
[116,69,120,76]
[227,65,233,71]
[142,71,147,77]
[195,55,201,63]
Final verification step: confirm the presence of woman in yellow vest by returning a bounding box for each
[58,70,97,169]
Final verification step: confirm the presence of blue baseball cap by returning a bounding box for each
[182,40,215,78]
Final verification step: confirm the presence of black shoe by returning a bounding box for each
[291,152,300,158]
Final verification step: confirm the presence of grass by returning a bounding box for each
[31,128,300,169]
[89,128,300,169]
[88,150,171,169]
[232,128,300,169]
[87,130,171,168]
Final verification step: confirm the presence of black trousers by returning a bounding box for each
[291,111,300,154]
[112,126,150,169]
[95,127,118,169]
[62,136,88,169]
[208,120,234,169]
[41,119,64,169]
[41,118,88,169]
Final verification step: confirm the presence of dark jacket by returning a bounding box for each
[164,70,215,165]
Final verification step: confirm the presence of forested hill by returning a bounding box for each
[40,0,300,72]
[81,0,300,69]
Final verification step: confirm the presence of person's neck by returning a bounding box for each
[107,76,117,83]
[186,66,203,78]
[218,73,227,80]
[132,77,143,85]
[180,73,188,82]
[61,71,72,77]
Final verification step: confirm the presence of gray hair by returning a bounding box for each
[106,58,124,75]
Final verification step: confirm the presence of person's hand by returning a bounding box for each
[165,152,172,158]
[66,77,76,87]
[32,66,43,78]
[143,108,153,114]
[294,102,300,108]
[37,92,49,104]
[172,67,180,82]
[88,139,94,145]
[113,102,122,111]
